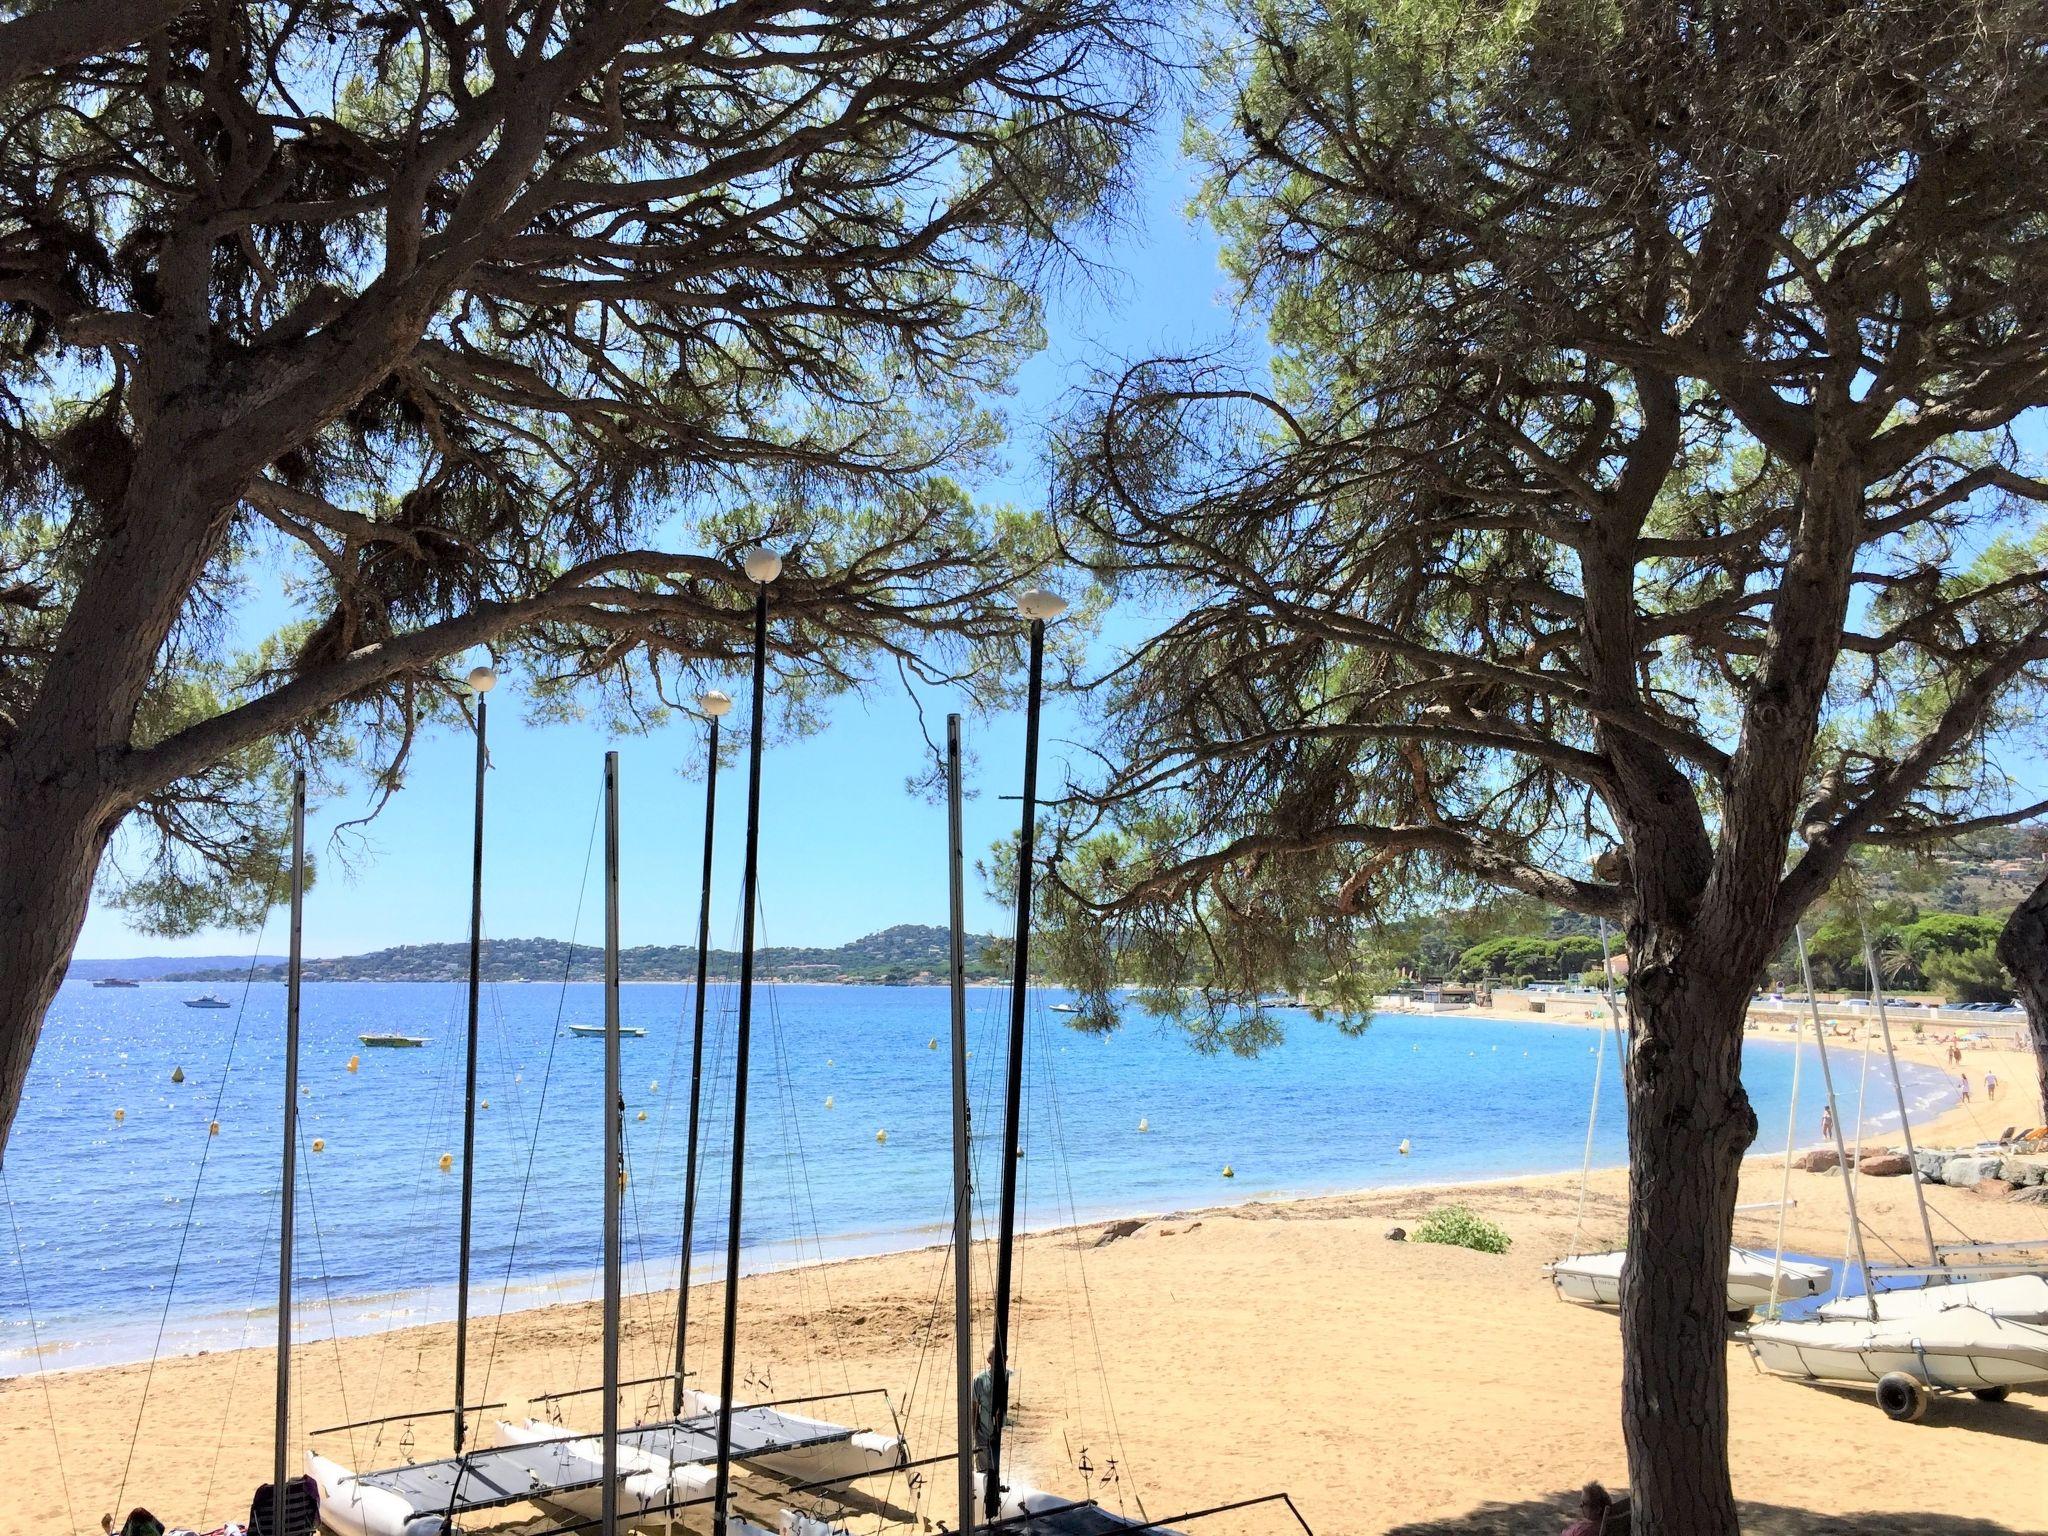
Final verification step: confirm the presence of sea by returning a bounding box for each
[0,980,1954,1376]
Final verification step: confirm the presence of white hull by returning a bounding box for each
[1746,1306,2048,1391]
[1816,1273,2048,1326]
[308,1450,458,1536]
[678,1390,905,1486]
[1548,1247,1830,1312]
[975,1474,1175,1532]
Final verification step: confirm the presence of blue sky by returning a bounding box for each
[74,134,1238,960]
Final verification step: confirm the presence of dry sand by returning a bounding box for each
[2,1045,2041,1536]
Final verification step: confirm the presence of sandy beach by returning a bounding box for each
[3,1040,2041,1536]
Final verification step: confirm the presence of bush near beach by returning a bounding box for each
[1411,1205,1512,1255]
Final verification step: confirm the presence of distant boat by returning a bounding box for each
[566,1022,646,1038]
[182,994,231,1009]
[93,977,141,988]
[1047,1002,1082,1014]
[358,1032,429,1048]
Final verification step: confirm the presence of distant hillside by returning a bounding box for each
[68,953,287,982]
[158,924,1007,985]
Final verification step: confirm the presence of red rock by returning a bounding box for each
[1800,1149,1843,1173]
[1858,1153,1912,1177]
[1975,1179,2014,1199]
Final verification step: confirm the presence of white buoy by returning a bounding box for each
[1138,1118,1149,1133]
[650,1079,659,1093]
[825,1095,835,1109]
[1398,1138,1411,1155]
[875,1128,888,1144]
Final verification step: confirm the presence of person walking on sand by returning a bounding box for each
[1986,1070,1999,1101]
[1958,1073,1971,1103]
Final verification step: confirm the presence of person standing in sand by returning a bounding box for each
[973,1347,1013,1474]
[1820,1104,1834,1142]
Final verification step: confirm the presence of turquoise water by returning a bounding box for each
[0,981,1952,1373]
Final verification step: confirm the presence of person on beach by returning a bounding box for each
[972,1347,1012,1474]
[1820,1104,1835,1142]
[1959,1073,1972,1102]
[1986,1071,1999,1100]
[1562,1482,1624,1535]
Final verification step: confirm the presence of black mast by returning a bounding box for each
[986,589,1065,1522]
[674,687,732,1416]
[714,547,781,1531]
[454,663,493,1453]
[945,713,975,1536]
[273,769,308,1536]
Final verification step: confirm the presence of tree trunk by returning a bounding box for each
[0,776,122,1152]
[1619,938,1758,1536]
[1995,873,2048,1119]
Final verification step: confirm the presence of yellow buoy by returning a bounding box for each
[114,1107,125,1123]
[439,1153,454,1172]
[875,1129,888,1144]
[636,1110,648,1122]
[312,1138,326,1153]
[928,1039,937,1050]
[480,1099,489,1110]
[1221,1164,1234,1178]
[825,1095,835,1109]
[1137,1118,1149,1133]
[1398,1138,1411,1155]
[208,1120,220,1137]
[170,1065,185,1084]
[827,1058,835,1067]
[347,1054,360,1073]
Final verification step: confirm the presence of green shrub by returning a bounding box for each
[1410,1204,1512,1255]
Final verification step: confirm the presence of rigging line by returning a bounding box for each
[1036,1011,1144,1519]
[293,1114,358,1469]
[474,784,604,1411]
[0,1161,75,1536]
[110,905,273,1518]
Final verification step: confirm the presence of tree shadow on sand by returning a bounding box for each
[1382,1495,2034,1536]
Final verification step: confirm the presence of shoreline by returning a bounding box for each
[2,1025,2000,1381]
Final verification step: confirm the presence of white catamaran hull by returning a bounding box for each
[1815,1273,2048,1327]
[1746,1306,2048,1392]
[976,1475,1184,1534]
[1549,1247,1830,1312]
[677,1390,904,1486]
[307,1450,457,1536]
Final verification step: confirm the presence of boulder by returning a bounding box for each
[1858,1153,1913,1177]
[1093,1218,1145,1247]
[2012,1185,2048,1204]
[1975,1179,2015,1200]
[1384,1225,1407,1242]
[1997,1157,2047,1188]
[1800,1149,1843,1173]
[1915,1149,1952,1183]
[1943,1156,2005,1188]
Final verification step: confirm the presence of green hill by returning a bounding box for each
[161,924,1009,985]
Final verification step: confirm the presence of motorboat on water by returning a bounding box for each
[1547,1246,1832,1318]
[1745,1304,2048,1420]
[1816,1272,2048,1326]
[566,1021,647,1038]
[93,976,141,988]
[184,993,232,1009]
[357,1032,429,1048]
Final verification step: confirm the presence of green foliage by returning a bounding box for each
[1922,946,2014,1005]
[1410,1204,1511,1255]
[1452,932,1604,981]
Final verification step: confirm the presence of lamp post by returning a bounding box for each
[986,587,1067,1522]
[453,663,493,1454]
[713,548,781,1533]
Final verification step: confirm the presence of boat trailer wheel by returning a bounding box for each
[1971,1385,2011,1403]
[1875,1371,1929,1422]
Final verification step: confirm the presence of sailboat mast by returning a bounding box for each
[715,549,781,1531]
[945,713,975,1536]
[454,665,494,1453]
[1796,927,1878,1320]
[273,769,308,1536]
[987,589,1065,1522]
[1861,929,1940,1267]
[675,691,731,1417]
[602,751,624,1536]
